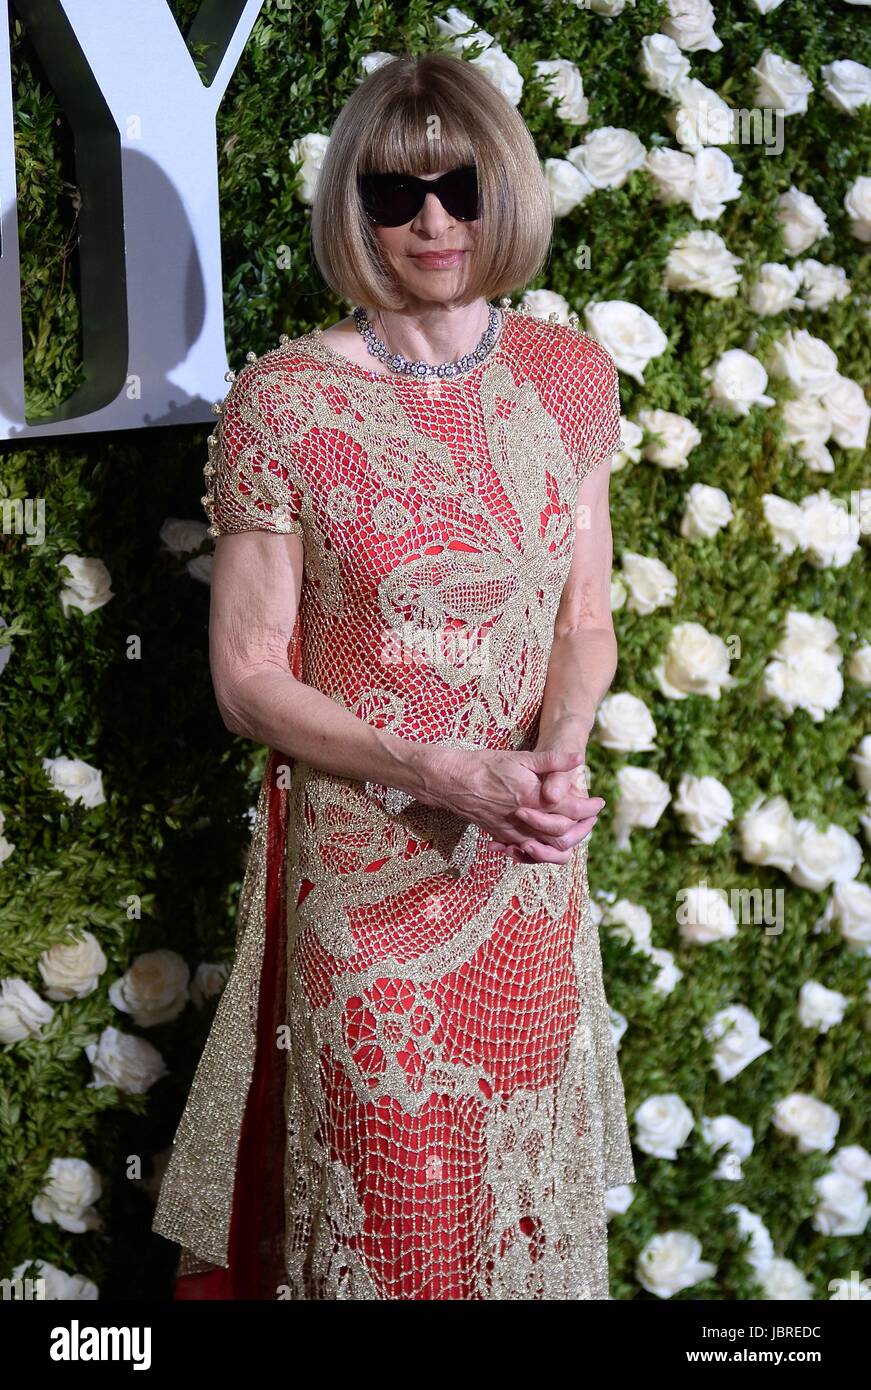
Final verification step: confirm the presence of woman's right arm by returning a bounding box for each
[208,528,443,803]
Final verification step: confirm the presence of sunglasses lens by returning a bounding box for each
[438,166,479,220]
[359,174,422,227]
[359,166,479,226]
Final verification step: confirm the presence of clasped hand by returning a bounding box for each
[428,746,606,865]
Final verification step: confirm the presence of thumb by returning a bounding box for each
[527,748,586,774]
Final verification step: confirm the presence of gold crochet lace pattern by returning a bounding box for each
[153,304,633,1299]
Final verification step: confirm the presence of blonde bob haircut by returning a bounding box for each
[310,52,554,313]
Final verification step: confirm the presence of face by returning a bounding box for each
[368,169,481,308]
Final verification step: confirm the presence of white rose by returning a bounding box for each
[751,48,814,116]
[819,373,871,449]
[781,397,833,469]
[832,1144,871,1184]
[673,777,734,847]
[703,1118,754,1182]
[57,555,113,616]
[186,554,213,585]
[588,0,629,13]
[702,348,776,416]
[543,158,593,217]
[778,609,841,659]
[796,258,852,310]
[639,33,691,98]
[41,756,105,809]
[0,978,54,1043]
[690,146,742,221]
[605,1184,635,1218]
[767,328,840,398]
[644,146,696,205]
[637,1231,717,1298]
[620,551,678,615]
[763,494,809,554]
[681,482,734,540]
[763,648,844,722]
[604,898,654,952]
[191,961,230,1009]
[359,52,396,77]
[433,7,495,51]
[727,1204,775,1273]
[852,735,871,793]
[38,929,107,1001]
[520,288,572,324]
[85,1026,168,1094]
[800,490,863,568]
[566,127,647,190]
[798,980,848,1033]
[609,1008,629,1047]
[844,175,871,241]
[750,262,804,316]
[788,820,862,890]
[738,795,799,872]
[678,883,737,943]
[648,946,683,996]
[534,59,588,123]
[664,230,743,299]
[634,1093,694,1158]
[583,300,670,386]
[159,518,209,555]
[745,0,788,12]
[611,573,627,610]
[830,880,871,952]
[705,1004,772,1081]
[820,59,871,114]
[613,766,672,849]
[662,0,722,52]
[637,408,702,470]
[108,948,190,1026]
[32,1157,102,1233]
[654,621,736,700]
[812,1173,870,1236]
[470,45,523,105]
[760,1257,813,1300]
[777,185,829,255]
[669,78,734,152]
[0,808,14,866]
[11,1259,98,1300]
[772,1092,840,1154]
[288,132,330,204]
[594,691,658,752]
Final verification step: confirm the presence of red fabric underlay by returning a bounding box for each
[172,747,290,1300]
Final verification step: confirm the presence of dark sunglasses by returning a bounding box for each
[358,164,479,227]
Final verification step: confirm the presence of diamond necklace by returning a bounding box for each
[352,303,502,380]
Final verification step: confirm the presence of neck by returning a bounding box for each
[369,299,491,365]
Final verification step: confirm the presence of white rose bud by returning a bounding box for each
[680,483,733,540]
[39,929,108,1001]
[638,408,702,470]
[634,1092,695,1159]
[777,185,829,255]
[829,880,871,952]
[621,552,678,615]
[750,262,804,316]
[664,230,743,299]
[738,795,799,872]
[702,348,776,416]
[612,766,672,850]
[594,691,657,752]
[772,1092,840,1154]
[703,1117,755,1182]
[159,518,209,555]
[705,1004,772,1081]
[727,1204,775,1273]
[812,1172,871,1236]
[654,621,736,700]
[57,555,113,616]
[636,1231,717,1298]
[797,980,848,1033]
[760,1257,813,1300]
[788,820,862,891]
[32,1157,102,1233]
[85,1026,168,1094]
[109,948,190,1027]
[41,757,105,809]
[673,776,734,846]
[0,978,54,1043]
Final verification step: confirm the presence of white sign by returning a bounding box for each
[1,0,265,440]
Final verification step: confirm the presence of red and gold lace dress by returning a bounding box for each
[152,302,635,1301]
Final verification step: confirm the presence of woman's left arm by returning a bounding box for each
[535,453,618,763]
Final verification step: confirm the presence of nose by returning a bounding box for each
[410,191,456,235]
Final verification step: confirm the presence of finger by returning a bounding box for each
[527,748,587,775]
[517,838,575,864]
[516,801,604,830]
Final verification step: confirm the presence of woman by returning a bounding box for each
[153,50,635,1301]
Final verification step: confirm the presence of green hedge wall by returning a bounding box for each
[1,0,869,1300]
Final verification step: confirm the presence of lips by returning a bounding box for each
[411,250,466,267]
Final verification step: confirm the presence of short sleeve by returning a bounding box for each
[575,337,623,479]
[202,361,304,539]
